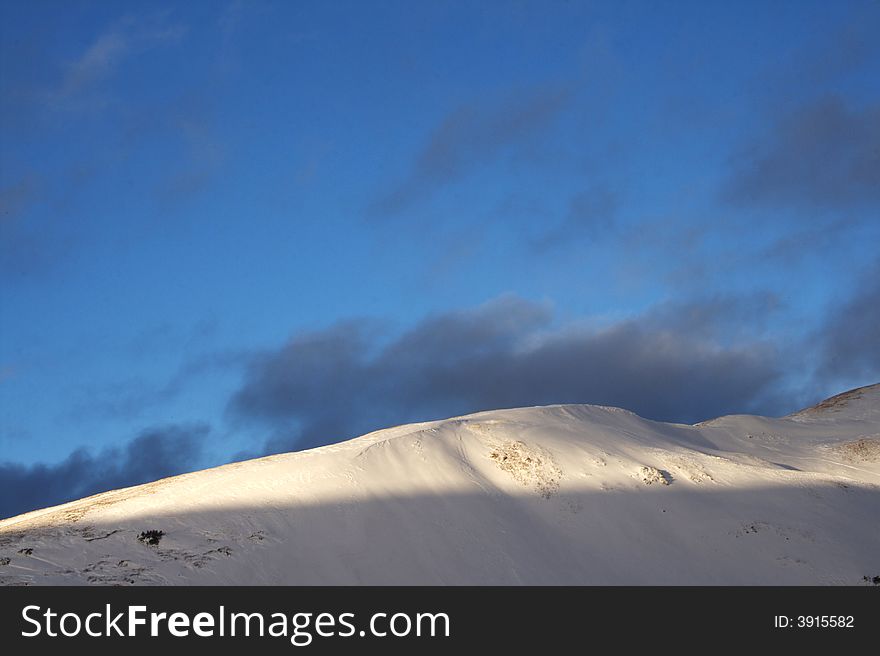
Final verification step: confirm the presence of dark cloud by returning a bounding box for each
[818,260,880,383]
[723,95,880,211]
[370,84,574,217]
[230,295,784,455]
[0,423,209,520]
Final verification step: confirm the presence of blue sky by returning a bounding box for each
[1,0,878,517]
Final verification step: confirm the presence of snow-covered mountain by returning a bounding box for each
[2,384,878,585]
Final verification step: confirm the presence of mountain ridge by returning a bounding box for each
[1,384,878,585]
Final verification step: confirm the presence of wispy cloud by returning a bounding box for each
[154,103,227,208]
[530,184,619,252]
[68,348,250,423]
[0,173,78,281]
[370,83,575,217]
[52,15,186,108]
[0,176,39,224]
[722,95,880,212]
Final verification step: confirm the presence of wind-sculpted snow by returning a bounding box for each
[1,387,879,585]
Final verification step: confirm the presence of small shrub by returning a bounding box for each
[137,530,164,546]
[638,466,671,485]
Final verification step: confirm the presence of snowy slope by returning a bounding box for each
[1,384,879,585]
